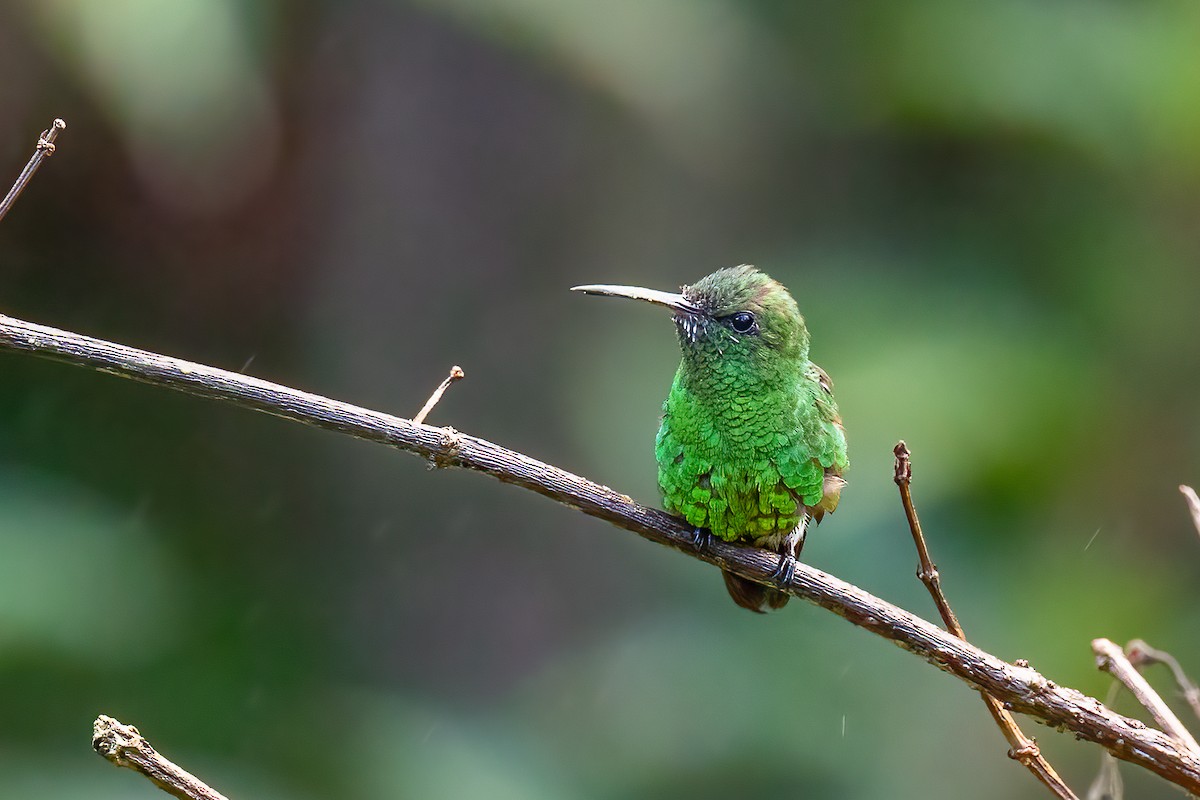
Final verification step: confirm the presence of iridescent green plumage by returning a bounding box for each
[574,265,848,612]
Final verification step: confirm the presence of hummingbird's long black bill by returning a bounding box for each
[570,284,703,315]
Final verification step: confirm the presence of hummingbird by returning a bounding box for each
[573,265,848,612]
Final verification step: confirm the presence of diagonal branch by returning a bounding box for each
[893,443,1078,799]
[3,312,1200,793]
[93,715,228,800]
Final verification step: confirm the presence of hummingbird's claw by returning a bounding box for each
[769,554,797,589]
[688,526,713,553]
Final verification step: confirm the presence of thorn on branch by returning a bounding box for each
[413,365,465,425]
[92,715,229,800]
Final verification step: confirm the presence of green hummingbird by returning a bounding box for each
[573,265,848,612]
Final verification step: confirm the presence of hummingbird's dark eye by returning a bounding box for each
[728,311,757,334]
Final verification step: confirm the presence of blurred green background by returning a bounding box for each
[2,1,1199,798]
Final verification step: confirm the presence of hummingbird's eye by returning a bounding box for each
[728,311,757,334]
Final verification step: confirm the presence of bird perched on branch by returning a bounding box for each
[573,265,848,612]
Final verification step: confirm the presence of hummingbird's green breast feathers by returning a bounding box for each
[655,358,847,543]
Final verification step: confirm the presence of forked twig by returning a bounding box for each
[0,118,65,224]
[893,441,1078,799]
[1094,638,1200,755]
[92,715,229,800]
[412,365,465,425]
[1126,639,1200,720]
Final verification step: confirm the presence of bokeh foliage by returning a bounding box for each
[1,1,1198,797]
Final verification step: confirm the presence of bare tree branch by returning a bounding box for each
[1094,638,1200,756]
[893,442,1078,799]
[1,313,1199,793]
[92,715,229,800]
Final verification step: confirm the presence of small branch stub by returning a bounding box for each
[413,365,465,425]
[92,715,229,800]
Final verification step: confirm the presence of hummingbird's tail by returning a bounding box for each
[721,570,790,613]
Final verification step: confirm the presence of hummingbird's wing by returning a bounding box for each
[778,363,849,517]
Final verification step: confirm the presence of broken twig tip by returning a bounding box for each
[892,441,912,486]
[413,365,466,425]
[92,714,229,800]
[0,117,68,224]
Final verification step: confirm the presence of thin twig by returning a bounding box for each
[1085,753,1123,800]
[1094,638,1200,756]
[92,715,229,800]
[1,315,1199,792]
[893,442,1078,799]
[1126,639,1200,722]
[893,442,961,633]
[412,365,464,424]
[1180,485,1200,540]
[1086,683,1125,800]
[0,118,65,224]
[1129,640,1200,721]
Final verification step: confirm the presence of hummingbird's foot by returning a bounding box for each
[688,526,713,553]
[783,515,810,561]
[769,553,797,589]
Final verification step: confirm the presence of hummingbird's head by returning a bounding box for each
[679,265,809,360]
[572,264,810,369]
[568,263,806,362]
